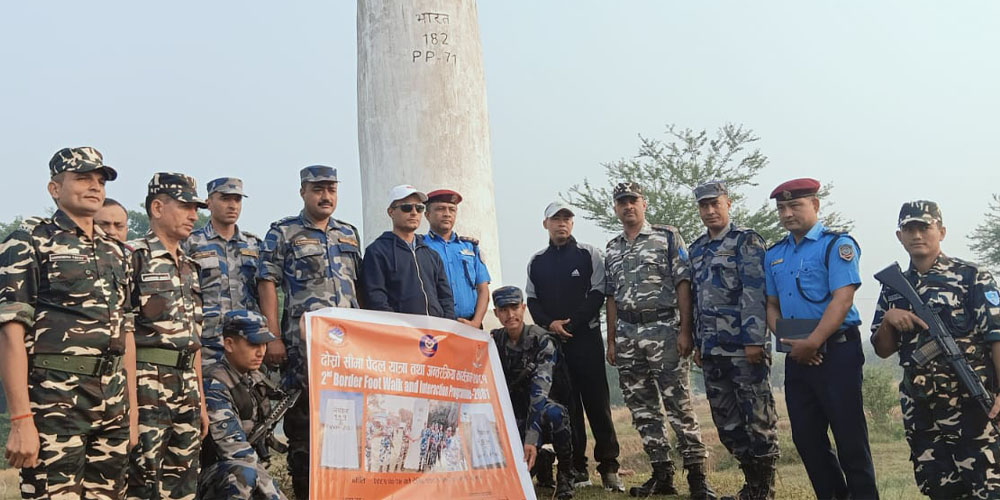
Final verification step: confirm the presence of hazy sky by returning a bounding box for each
[2,1,998,328]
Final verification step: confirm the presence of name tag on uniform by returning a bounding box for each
[886,293,902,301]
[294,238,321,247]
[770,258,784,266]
[715,250,735,257]
[192,251,216,260]
[239,249,259,258]
[337,237,358,247]
[50,253,89,262]
[141,273,171,282]
[460,249,475,257]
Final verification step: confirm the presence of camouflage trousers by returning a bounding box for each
[614,319,707,466]
[199,459,287,500]
[518,400,574,459]
[901,387,1000,499]
[20,369,129,499]
[702,355,779,463]
[127,363,202,500]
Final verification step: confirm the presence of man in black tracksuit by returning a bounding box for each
[361,184,456,319]
[526,201,623,493]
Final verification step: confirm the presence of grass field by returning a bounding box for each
[0,389,921,500]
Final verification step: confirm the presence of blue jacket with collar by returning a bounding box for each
[361,231,456,319]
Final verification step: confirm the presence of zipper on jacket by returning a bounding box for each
[410,246,430,315]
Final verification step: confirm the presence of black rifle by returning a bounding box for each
[247,387,301,459]
[875,262,1000,434]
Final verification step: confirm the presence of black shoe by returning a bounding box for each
[556,470,575,499]
[628,462,677,497]
[573,468,593,488]
[686,463,718,500]
[532,448,556,488]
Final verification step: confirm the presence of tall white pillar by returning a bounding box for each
[357,0,502,287]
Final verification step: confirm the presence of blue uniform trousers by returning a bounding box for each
[785,329,878,500]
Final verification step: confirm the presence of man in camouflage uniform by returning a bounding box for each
[689,181,778,500]
[199,310,287,500]
[257,165,362,499]
[0,147,133,499]
[490,286,575,499]
[184,177,262,368]
[604,181,716,499]
[128,172,209,500]
[871,201,1000,499]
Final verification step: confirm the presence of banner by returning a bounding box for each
[305,308,535,500]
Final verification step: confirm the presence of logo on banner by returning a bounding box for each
[327,326,346,345]
[419,334,439,357]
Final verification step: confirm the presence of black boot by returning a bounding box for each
[686,463,718,500]
[556,461,575,499]
[629,461,677,497]
[750,458,776,500]
[532,448,556,488]
[721,462,751,500]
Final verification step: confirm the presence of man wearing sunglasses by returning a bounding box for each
[361,184,456,319]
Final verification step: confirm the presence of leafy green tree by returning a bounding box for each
[565,124,852,245]
[970,194,1000,268]
[0,217,24,241]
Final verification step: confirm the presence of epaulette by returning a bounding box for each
[650,224,677,233]
[766,239,785,251]
[127,238,150,252]
[458,235,480,247]
[240,230,261,242]
[270,215,298,228]
[333,218,361,238]
[17,216,47,234]
[949,256,982,271]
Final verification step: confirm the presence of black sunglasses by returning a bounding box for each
[393,203,425,213]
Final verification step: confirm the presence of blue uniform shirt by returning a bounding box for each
[422,231,490,319]
[764,221,861,328]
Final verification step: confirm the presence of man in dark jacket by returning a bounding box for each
[361,185,456,319]
[527,201,623,492]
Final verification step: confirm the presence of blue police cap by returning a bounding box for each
[300,165,338,184]
[492,286,524,308]
[222,310,277,345]
[207,177,247,197]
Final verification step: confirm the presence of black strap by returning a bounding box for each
[796,232,860,304]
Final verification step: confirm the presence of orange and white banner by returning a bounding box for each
[304,308,535,500]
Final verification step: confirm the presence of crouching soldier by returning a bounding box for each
[491,286,575,499]
[199,310,289,500]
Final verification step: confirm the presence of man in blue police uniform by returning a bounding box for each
[422,189,490,327]
[526,201,623,492]
[185,177,262,368]
[763,178,878,499]
[257,165,362,499]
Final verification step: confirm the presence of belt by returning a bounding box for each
[616,308,675,325]
[828,325,861,344]
[31,353,123,377]
[137,347,196,370]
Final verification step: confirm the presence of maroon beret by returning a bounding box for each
[426,189,463,205]
[770,178,820,201]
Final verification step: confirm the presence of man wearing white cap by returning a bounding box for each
[360,185,456,318]
[526,201,623,492]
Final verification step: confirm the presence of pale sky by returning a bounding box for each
[2,1,999,329]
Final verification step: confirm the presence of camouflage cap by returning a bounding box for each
[222,310,277,345]
[300,165,338,184]
[898,200,943,228]
[49,146,118,181]
[613,182,643,201]
[148,172,208,208]
[206,177,247,197]
[492,286,524,308]
[693,180,728,201]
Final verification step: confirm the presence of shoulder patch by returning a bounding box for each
[838,243,855,261]
[458,235,480,246]
[271,215,297,228]
[985,290,1000,307]
[240,230,260,241]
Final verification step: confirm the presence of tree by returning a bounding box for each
[565,124,852,245]
[969,194,1000,269]
[0,217,24,241]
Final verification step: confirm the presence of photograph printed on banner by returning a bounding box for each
[319,390,364,470]
[461,403,506,470]
[365,394,467,473]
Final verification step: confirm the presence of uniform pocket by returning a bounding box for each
[292,244,326,280]
[336,243,361,281]
[138,279,179,322]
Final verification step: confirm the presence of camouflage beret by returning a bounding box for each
[613,182,643,201]
[222,310,277,345]
[693,180,728,201]
[300,165,338,183]
[49,146,118,181]
[898,200,943,228]
[148,172,207,208]
[492,286,524,308]
[206,177,247,197]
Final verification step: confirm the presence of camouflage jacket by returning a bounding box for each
[257,211,361,361]
[492,324,569,446]
[129,231,204,351]
[184,222,262,341]
[871,253,1000,399]
[605,222,691,313]
[202,356,272,465]
[689,223,769,356]
[0,210,131,433]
